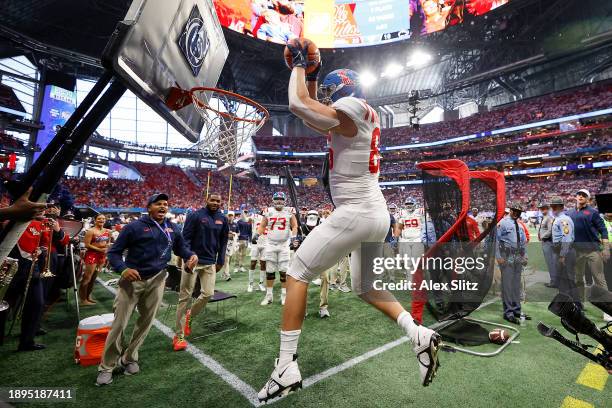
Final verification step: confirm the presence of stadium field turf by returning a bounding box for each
[0,242,609,407]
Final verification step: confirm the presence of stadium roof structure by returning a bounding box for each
[0,0,611,112]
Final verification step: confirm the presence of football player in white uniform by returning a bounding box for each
[398,197,423,243]
[257,41,441,403]
[253,192,298,306]
[397,197,425,269]
[248,208,267,292]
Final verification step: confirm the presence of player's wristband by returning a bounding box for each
[305,63,321,82]
[120,268,129,277]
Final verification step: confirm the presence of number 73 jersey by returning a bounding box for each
[265,207,292,243]
[328,96,386,208]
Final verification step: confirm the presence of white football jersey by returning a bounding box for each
[265,207,293,243]
[251,213,268,238]
[398,208,424,242]
[329,97,386,208]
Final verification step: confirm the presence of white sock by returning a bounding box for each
[248,269,254,284]
[281,287,287,296]
[266,287,273,296]
[259,270,265,284]
[278,329,301,368]
[397,310,419,341]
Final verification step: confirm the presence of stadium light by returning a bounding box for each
[407,50,433,68]
[360,71,377,87]
[381,63,403,78]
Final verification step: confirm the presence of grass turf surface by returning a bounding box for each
[0,242,609,407]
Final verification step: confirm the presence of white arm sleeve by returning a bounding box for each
[288,69,340,130]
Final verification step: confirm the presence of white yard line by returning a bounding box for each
[97,279,260,406]
[97,270,549,406]
[302,336,410,388]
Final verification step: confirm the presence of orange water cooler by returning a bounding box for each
[74,313,114,366]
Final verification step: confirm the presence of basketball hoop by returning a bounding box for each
[166,87,269,165]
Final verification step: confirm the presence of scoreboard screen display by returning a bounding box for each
[213,1,511,48]
[309,0,411,48]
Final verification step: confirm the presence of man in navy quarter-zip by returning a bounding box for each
[96,193,197,386]
[174,192,229,351]
[568,189,609,310]
[235,210,252,272]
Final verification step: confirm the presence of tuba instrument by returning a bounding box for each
[0,257,18,312]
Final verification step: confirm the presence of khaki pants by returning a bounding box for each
[331,256,350,286]
[99,270,167,372]
[319,269,330,310]
[175,264,216,336]
[222,254,233,280]
[234,241,248,269]
[575,250,607,301]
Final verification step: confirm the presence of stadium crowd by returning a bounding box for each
[255,128,611,178]
[252,82,612,152]
[60,159,608,214]
[0,131,25,151]
[30,81,612,215]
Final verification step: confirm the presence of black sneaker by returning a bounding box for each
[503,315,520,325]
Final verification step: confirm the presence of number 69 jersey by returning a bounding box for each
[265,207,293,243]
[329,96,386,209]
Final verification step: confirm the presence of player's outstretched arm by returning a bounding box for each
[393,222,401,238]
[290,214,298,236]
[288,67,357,137]
[300,79,329,135]
[257,217,268,236]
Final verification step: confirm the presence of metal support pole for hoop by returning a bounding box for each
[0,75,126,263]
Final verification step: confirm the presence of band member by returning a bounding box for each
[6,208,67,351]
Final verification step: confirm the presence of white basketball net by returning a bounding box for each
[191,89,267,165]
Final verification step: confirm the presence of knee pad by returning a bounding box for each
[279,272,287,283]
[266,272,276,281]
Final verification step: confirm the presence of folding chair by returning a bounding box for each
[162,276,238,338]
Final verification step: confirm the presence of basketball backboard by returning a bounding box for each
[102,0,228,143]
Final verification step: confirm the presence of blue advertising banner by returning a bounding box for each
[34,85,76,162]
